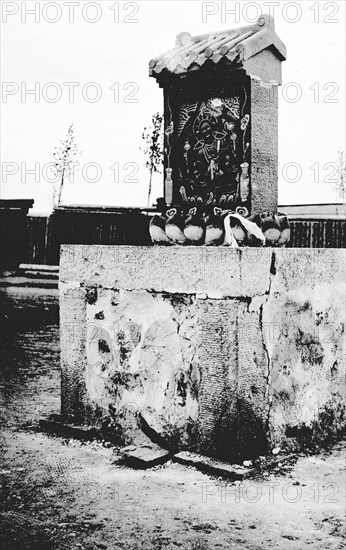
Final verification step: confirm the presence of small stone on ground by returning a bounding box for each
[123,444,170,469]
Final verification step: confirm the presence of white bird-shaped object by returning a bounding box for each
[261,213,281,246]
[165,208,187,244]
[184,207,205,244]
[204,207,224,246]
[228,217,247,244]
[149,215,173,245]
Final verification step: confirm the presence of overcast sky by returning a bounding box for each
[1,0,345,213]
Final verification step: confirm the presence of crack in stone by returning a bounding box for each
[246,251,277,449]
[261,251,276,447]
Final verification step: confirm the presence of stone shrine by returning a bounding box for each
[150,14,286,215]
[59,16,345,462]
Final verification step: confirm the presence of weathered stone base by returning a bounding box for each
[59,246,345,461]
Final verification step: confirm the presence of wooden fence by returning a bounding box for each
[288,220,345,248]
[22,215,56,265]
[22,212,346,266]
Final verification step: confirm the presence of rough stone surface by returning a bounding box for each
[250,77,278,214]
[60,246,346,459]
[59,283,89,423]
[84,288,200,449]
[263,249,346,451]
[244,48,283,85]
[197,299,239,459]
[236,301,269,457]
[60,245,272,298]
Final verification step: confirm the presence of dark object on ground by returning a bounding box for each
[122,444,171,469]
[173,451,254,480]
[39,414,100,441]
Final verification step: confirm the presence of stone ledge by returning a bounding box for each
[173,451,255,480]
[60,246,345,298]
[39,417,100,441]
[60,245,274,298]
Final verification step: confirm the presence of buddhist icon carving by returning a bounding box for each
[175,93,250,210]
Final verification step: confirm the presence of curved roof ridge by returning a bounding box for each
[149,14,286,78]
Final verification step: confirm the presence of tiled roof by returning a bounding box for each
[149,14,286,78]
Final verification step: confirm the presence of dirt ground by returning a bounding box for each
[0,286,345,550]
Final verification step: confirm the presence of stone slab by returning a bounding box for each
[173,451,254,480]
[60,245,273,298]
[123,445,171,469]
[39,418,99,441]
[273,248,346,290]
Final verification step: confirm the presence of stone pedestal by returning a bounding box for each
[59,245,345,460]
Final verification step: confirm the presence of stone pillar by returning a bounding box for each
[197,299,239,459]
[59,246,89,423]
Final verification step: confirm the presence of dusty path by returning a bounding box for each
[0,287,345,550]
